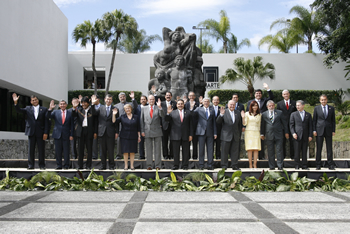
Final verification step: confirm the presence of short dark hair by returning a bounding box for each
[141,95,147,100]
[232,93,238,97]
[166,91,173,96]
[81,96,90,103]
[255,89,262,94]
[319,94,327,99]
[249,100,260,116]
[105,94,113,99]
[30,95,39,100]
[177,99,184,104]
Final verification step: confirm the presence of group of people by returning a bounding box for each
[13,82,336,171]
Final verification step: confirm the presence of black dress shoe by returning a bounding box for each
[316,166,321,170]
[222,167,227,170]
[295,165,300,170]
[115,156,122,160]
[169,156,174,159]
[278,167,283,170]
[193,156,198,160]
[109,167,115,170]
[172,166,179,170]
[199,167,204,170]
[269,168,275,170]
[64,167,69,170]
[164,155,169,160]
[40,167,46,170]
[27,167,34,170]
[216,157,221,160]
[78,167,84,170]
[329,166,335,170]
[86,167,91,170]
[232,166,241,170]
[182,167,188,170]
[139,156,145,160]
[207,166,214,170]
[99,167,106,170]
[55,167,62,170]
[302,167,310,170]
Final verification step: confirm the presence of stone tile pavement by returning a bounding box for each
[0,191,350,234]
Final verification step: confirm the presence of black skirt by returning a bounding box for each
[120,138,138,154]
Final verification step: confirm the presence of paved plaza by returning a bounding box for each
[0,191,350,233]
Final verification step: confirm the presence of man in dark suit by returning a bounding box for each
[13,93,50,170]
[261,100,289,170]
[72,96,97,169]
[135,95,148,160]
[141,95,164,170]
[247,83,274,160]
[217,100,243,170]
[313,94,336,170]
[290,100,313,170]
[161,91,177,160]
[47,99,75,170]
[194,98,217,170]
[225,93,245,112]
[185,91,200,159]
[114,92,138,159]
[277,90,297,159]
[92,94,102,159]
[212,96,222,160]
[165,99,193,170]
[91,94,119,170]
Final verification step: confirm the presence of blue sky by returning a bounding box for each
[55,0,317,53]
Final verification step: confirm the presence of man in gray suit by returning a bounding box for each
[217,100,243,170]
[141,95,164,170]
[194,98,217,170]
[114,92,138,159]
[261,100,289,170]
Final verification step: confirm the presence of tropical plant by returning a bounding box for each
[219,33,251,53]
[101,9,138,94]
[220,56,275,97]
[72,19,104,95]
[198,10,231,53]
[197,39,214,53]
[116,29,161,53]
[270,5,325,52]
[258,30,302,53]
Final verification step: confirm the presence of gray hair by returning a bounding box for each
[203,97,210,102]
[59,99,67,104]
[282,89,289,94]
[118,92,126,98]
[296,100,305,105]
[266,100,275,105]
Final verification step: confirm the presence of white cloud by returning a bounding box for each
[136,0,240,16]
[53,0,92,7]
[281,0,314,9]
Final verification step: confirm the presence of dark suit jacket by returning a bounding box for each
[290,111,313,141]
[165,109,193,141]
[246,90,274,113]
[313,105,336,137]
[216,109,242,142]
[92,104,119,137]
[135,104,148,117]
[194,106,217,136]
[260,109,288,141]
[48,109,74,140]
[14,104,50,137]
[72,106,97,139]
[184,101,199,111]
[115,114,140,140]
[114,99,138,115]
[276,99,297,134]
[161,100,177,130]
[225,102,245,112]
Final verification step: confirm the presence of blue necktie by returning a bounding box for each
[206,108,209,119]
[323,106,327,119]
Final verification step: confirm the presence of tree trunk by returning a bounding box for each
[223,41,227,53]
[248,84,254,98]
[105,43,117,95]
[308,37,312,51]
[92,42,98,96]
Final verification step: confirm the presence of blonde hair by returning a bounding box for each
[124,104,133,111]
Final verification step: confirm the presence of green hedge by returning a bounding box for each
[208,89,339,106]
[68,90,142,105]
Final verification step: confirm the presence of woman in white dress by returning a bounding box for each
[242,100,261,169]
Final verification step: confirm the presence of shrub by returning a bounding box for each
[68,90,142,105]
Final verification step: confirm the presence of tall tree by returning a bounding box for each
[218,33,251,53]
[102,9,137,94]
[258,30,302,53]
[117,29,161,53]
[220,56,275,97]
[271,5,325,52]
[197,39,214,53]
[312,0,350,73]
[72,19,103,95]
[198,10,231,53]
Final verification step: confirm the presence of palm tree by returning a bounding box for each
[101,9,138,94]
[72,19,103,95]
[220,56,275,97]
[198,39,214,53]
[271,5,325,52]
[116,29,161,53]
[219,33,251,53]
[198,10,230,53]
[258,30,302,53]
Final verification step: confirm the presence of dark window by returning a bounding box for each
[84,67,106,89]
[203,67,219,82]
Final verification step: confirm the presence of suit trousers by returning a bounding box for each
[28,135,45,168]
[316,135,334,167]
[190,135,198,159]
[221,140,240,168]
[162,127,173,158]
[54,137,70,168]
[283,134,294,159]
[198,135,214,168]
[266,138,284,169]
[172,140,190,168]
[145,137,162,168]
[92,138,102,159]
[100,132,115,168]
[78,128,93,168]
[293,139,308,167]
[139,135,145,158]
[258,139,265,159]
[214,132,221,159]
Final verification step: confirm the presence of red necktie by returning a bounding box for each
[150,106,153,118]
[62,111,65,124]
[179,110,183,122]
[286,102,289,110]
